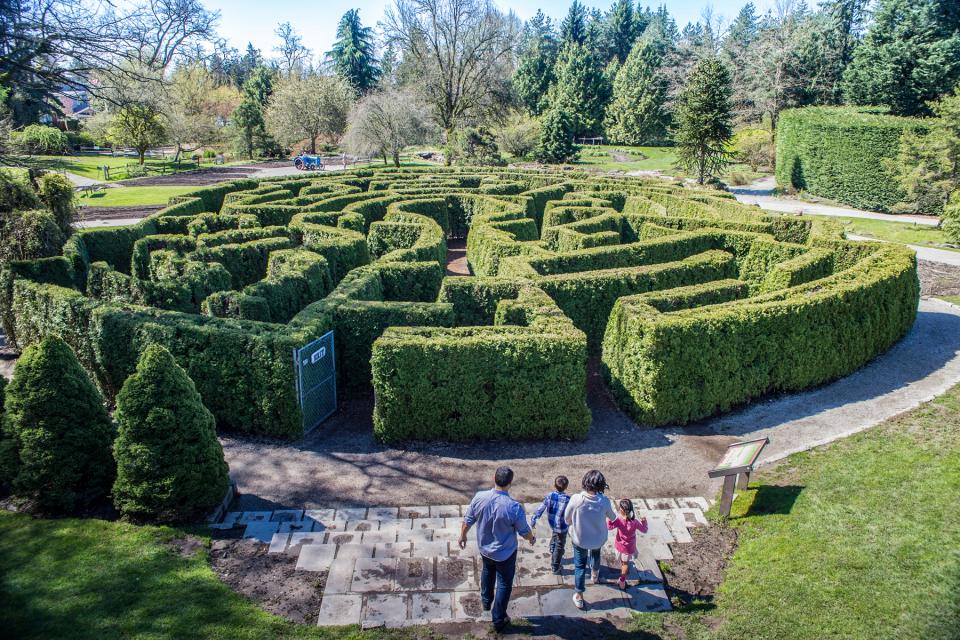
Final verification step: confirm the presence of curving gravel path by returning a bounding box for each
[223,297,960,511]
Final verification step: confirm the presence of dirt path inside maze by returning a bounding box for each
[223,296,960,509]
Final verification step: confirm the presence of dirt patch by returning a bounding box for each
[446,239,470,276]
[115,164,269,187]
[609,150,647,163]
[662,523,738,606]
[919,260,960,297]
[208,537,324,624]
[169,534,204,558]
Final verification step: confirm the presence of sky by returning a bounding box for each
[202,0,780,62]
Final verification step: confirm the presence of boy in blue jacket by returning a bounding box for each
[530,475,570,574]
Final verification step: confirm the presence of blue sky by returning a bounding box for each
[203,0,779,61]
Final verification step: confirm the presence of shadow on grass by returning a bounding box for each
[504,615,665,639]
[741,485,804,517]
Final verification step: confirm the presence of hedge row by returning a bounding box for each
[371,284,590,442]
[775,106,927,212]
[602,242,919,425]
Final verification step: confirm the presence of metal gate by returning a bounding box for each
[293,330,336,433]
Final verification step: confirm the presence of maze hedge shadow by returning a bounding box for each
[0,167,919,442]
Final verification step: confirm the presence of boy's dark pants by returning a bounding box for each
[549,530,567,571]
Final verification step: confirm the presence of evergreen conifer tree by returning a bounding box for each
[560,1,589,46]
[535,108,578,164]
[606,0,636,64]
[673,56,734,185]
[547,42,609,137]
[604,39,669,145]
[112,345,229,522]
[3,336,115,512]
[328,9,380,94]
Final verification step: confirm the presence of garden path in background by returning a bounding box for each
[730,176,940,226]
[222,297,960,510]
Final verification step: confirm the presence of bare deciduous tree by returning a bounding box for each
[273,22,312,78]
[382,0,518,159]
[344,88,431,166]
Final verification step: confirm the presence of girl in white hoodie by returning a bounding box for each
[563,470,617,609]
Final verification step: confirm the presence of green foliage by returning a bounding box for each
[0,210,66,263]
[673,56,735,185]
[887,88,960,215]
[944,193,960,244]
[776,106,927,212]
[496,113,541,158]
[0,168,41,213]
[12,124,67,154]
[372,286,590,442]
[450,127,503,166]
[602,244,919,425]
[112,345,229,522]
[535,109,579,164]
[604,39,669,145]
[732,128,774,172]
[107,104,167,164]
[514,17,558,116]
[36,173,76,232]
[231,66,275,159]
[842,0,960,116]
[547,42,609,137]
[3,336,114,512]
[328,9,380,93]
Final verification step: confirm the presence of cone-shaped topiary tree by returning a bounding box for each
[535,108,579,164]
[3,335,115,512]
[112,345,229,521]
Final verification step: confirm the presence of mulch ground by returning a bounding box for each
[78,205,165,220]
[114,161,287,187]
[919,260,960,298]
[207,535,325,624]
[662,523,739,607]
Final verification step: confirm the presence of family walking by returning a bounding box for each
[457,466,648,631]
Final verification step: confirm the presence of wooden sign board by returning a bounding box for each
[708,438,769,478]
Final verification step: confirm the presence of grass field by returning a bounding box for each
[941,295,960,305]
[801,214,957,252]
[77,186,197,208]
[2,382,957,639]
[15,155,245,182]
[629,384,960,640]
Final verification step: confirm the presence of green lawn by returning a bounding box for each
[77,186,197,208]
[940,295,960,306]
[574,144,679,172]
[629,384,960,640]
[801,213,957,252]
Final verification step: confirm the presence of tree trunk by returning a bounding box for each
[393,150,400,167]
[138,148,146,165]
[444,126,454,166]
[309,137,316,154]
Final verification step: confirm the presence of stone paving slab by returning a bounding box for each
[220,500,702,626]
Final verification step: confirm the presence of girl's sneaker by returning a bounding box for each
[573,593,585,610]
[618,576,626,590]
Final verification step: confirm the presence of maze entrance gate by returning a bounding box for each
[293,330,336,433]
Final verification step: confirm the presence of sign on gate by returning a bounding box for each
[294,330,336,432]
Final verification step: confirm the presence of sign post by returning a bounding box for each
[708,437,769,517]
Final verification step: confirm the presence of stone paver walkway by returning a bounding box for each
[214,498,711,628]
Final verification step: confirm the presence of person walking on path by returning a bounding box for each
[530,475,571,575]
[459,466,536,632]
[608,498,648,590]
[563,469,617,610]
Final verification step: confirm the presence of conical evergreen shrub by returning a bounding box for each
[3,335,115,512]
[112,345,229,521]
[535,109,579,164]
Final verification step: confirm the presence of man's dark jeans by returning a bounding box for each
[549,530,567,572]
[480,550,517,626]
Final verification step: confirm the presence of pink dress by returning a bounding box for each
[607,516,648,560]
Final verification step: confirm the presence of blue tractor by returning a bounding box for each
[294,154,323,171]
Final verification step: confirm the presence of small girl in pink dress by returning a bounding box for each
[607,498,648,590]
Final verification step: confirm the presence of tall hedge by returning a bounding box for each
[775,107,927,212]
[2,335,115,512]
[112,344,230,522]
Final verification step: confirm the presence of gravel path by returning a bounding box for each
[730,176,940,226]
[223,296,960,510]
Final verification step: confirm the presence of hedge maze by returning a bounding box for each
[1,167,919,442]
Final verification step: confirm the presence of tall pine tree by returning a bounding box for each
[328,9,380,94]
[673,56,734,185]
[547,42,609,137]
[842,0,960,115]
[232,65,274,158]
[560,1,589,46]
[604,38,669,144]
[514,10,559,116]
[606,0,636,64]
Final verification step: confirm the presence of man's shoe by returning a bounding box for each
[482,600,492,612]
[551,567,562,575]
[493,616,511,632]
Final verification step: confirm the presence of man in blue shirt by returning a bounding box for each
[458,466,535,632]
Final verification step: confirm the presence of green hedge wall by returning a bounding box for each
[602,244,919,425]
[371,286,589,442]
[775,107,927,212]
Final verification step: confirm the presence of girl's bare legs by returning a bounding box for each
[619,562,628,589]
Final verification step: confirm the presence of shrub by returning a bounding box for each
[0,209,66,263]
[3,335,115,512]
[13,124,68,154]
[497,113,541,158]
[450,127,503,166]
[776,107,926,212]
[944,193,960,245]
[0,168,41,213]
[36,173,76,232]
[112,344,230,522]
[732,128,774,172]
[535,109,578,164]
